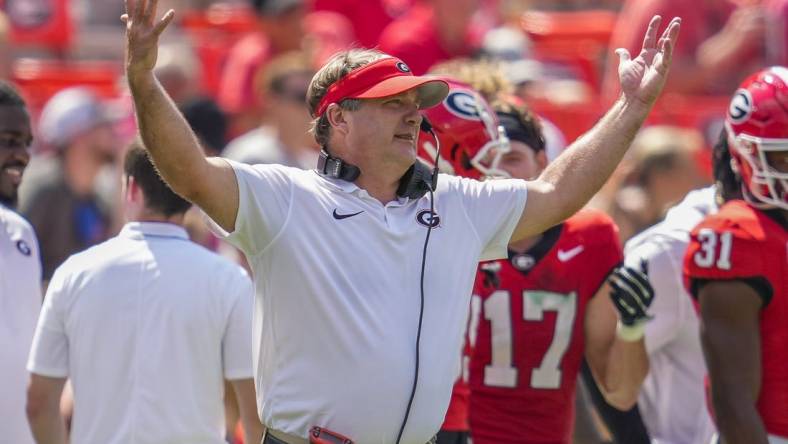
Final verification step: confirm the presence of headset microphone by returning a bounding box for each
[395,115,441,444]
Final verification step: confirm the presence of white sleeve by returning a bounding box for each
[26,265,70,378]
[624,240,684,355]
[221,268,255,380]
[205,160,295,256]
[455,177,528,261]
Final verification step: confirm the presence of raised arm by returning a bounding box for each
[512,16,681,240]
[122,0,238,231]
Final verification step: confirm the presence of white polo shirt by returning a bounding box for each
[624,187,718,444]
[27,222,254,444]
[208,161,527,444]
[0,204,41,444]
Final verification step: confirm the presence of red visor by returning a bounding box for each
[313,57,449,117]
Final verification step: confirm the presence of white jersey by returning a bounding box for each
[207,162,528,444]
[624,187,718,444]
[27,222,254,444]
[0,204,41,444]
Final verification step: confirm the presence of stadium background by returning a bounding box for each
[2,0,782,442]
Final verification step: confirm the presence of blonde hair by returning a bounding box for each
[255,50,314,98]
[307,48,388,148]
[629,126,703,186]
[429,58,512,104]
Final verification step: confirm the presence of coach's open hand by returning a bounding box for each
[122,0,175,80]
[616,15,681,107]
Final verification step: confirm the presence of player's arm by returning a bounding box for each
[698,280,768,444]
[511,16,680,240]
[123,0,238,231]
[584,280,649,410]
[229,378,264,444]
[26,374,67,444]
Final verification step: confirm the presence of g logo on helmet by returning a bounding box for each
[395,61,411,73]
[444,91,483,121]
[728,89,753,124]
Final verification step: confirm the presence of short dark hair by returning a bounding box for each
[493,99,545,152]
[123,140,192,216]
[180,97,227,155]
[0,81,27,109]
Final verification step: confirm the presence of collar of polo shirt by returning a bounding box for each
[313,58,449,118]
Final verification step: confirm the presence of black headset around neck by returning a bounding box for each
[316,119,439,200]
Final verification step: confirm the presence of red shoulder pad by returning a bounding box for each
[683,202,767,286]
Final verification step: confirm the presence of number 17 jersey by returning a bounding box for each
[468,210,622,444]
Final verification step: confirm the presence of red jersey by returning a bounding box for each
[683,200,788,437]
[468,210,622,444]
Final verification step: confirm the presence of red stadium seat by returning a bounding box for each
[1,0,74,54]
[179,3,257,35]
[179,3,257,97]
[528,97,606,144]
[521,10,617,91]
[12,59,121,113]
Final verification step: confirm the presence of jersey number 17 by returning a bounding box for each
[471,290,577,390]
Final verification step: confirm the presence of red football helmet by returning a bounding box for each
[417,79,510,179]
[726,67,788,210]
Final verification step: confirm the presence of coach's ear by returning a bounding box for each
[326,103,349,137]
[125,176,143,205]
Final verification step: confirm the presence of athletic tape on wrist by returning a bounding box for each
[616,320,646,342]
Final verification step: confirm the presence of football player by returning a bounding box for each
[684,67,788,444]
[419,83,654,444]
[418,79,509,444]
[608,127,740,444]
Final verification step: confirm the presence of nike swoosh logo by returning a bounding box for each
[557,245,584,262]
[332,209,364,220]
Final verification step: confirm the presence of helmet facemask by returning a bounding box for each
[727,121,788,210]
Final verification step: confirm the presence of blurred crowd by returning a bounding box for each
[5,0,787,268]
[2,0,788,442]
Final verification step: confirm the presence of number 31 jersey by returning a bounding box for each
[468,210,622,444]
[684,200,788,438]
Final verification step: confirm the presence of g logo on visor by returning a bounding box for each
[444,91,482,121]
[396,61,411,73]
[16,239,31,256]
[729,89,753,124]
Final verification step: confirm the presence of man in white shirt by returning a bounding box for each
[616,130,746,444]
[623,187,718,444]
[0,80,41,444]
[122,1,681,442]
[26,141,261,444]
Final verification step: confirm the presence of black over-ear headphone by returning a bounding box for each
[316,118,439,199]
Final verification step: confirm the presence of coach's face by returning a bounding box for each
[0,105,32,207]
[345,90,422,173]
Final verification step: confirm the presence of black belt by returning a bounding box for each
[262,432,291,444]
[262,431,437,444]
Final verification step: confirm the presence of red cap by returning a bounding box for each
[313,57,449,117]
